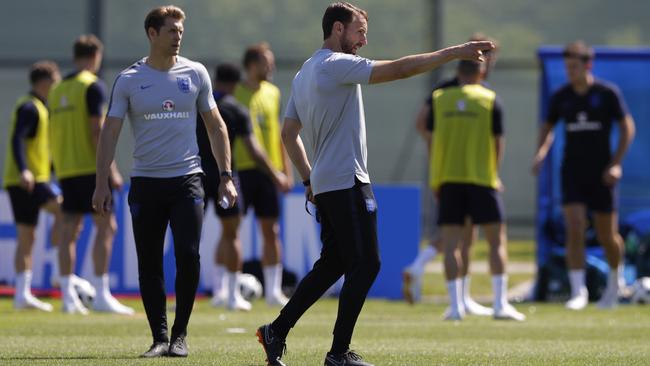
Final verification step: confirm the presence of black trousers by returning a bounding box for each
[128,173,204,343]
[272,180,381,354]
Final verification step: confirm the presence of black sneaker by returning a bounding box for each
[168,335,188,357]
[256,324,287,366]
[324,350,374,366]
[140,342,168,358]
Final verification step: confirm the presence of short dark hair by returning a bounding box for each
[29,61,59,85]
[563,40,595,63]
[458,60,482,76]
[215,63,241,84]
[144,5,186,37]
[73,34,103,60]
[243,42,271,69]
[322,2,368,40]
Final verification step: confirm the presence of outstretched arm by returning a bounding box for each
[369,41,494,84]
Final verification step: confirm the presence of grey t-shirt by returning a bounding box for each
[285,49,374,195]
[107,56,217,178]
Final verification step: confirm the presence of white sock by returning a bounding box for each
[446,279,462,313]
[617,265,625,289]
[274,264,284,295]
[492,274,508,311]
[409,245,437,276]
[462,275,472,305]
[15,271,31,298]
[263,264,282,299]
[213,264,226,297]
[568,269,586,298]
[225,271,238,302]
[60,275,73,298]
[93,274,111,299]
[607,266,620,292]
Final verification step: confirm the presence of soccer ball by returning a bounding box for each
[630,277,650,304]
[239,273,263,301]
[72,276,96,308]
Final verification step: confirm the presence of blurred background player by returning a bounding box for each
[93,5,237,357]
[403,34,498,317]
[233,42,293,306]
[3,61,62,312]
[430,58,524,321]
[48,34,132,315]
[200,63,289,311]
[532,41,635,310]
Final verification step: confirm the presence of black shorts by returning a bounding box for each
[59,174,110,214]
[238,169,280,218]
[203,173,242,218]
[437,183,504,225]
[7,183,58,225]
[561,171,617,213]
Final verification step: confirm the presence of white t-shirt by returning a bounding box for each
[285,49,374,195]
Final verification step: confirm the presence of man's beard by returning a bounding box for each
[341,36,357,55]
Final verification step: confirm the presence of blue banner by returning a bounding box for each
[0,185,419,300]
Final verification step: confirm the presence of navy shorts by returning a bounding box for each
[437,183,504,225]
[203,173,242,218]
[238,169,280,218]
[561,170,616,213]
[7,183,58,225]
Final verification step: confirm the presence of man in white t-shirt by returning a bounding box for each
[256,3,493,366]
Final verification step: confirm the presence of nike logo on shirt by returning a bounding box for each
[140,84,154,90]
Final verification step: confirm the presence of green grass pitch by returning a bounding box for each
[1,297,649,365]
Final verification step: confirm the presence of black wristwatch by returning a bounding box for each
[220,170,233,179]
[302,178,311,186]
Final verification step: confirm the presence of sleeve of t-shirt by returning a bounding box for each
[86,80,107,117]
[544,91,561,126]
[11,102,39,172]
[327,53,375,85]
[608,85,629,121]
[284,94,299,120]
[492,96,504,136]
[106,74,129,119]
[196,63,217,112]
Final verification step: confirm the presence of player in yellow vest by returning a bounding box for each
[430,59,524,321]
[3,61,62,312]
[233,43,293,306]
[48,35,132,315]
[404,34,499,315]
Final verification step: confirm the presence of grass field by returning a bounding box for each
[1,296,649,366]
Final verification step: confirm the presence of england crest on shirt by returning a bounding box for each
[177,76,191,93]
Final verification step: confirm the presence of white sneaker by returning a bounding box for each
[494,303,526,321]
[93,294,135,315]
[565,287,589,311]
[62,289,89,315]
[464,297,494,316]
[266,292,289,306]
[14,294,54,312]
[443,307,465,321]
[402,267,422,305]
[227,295,252,311]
